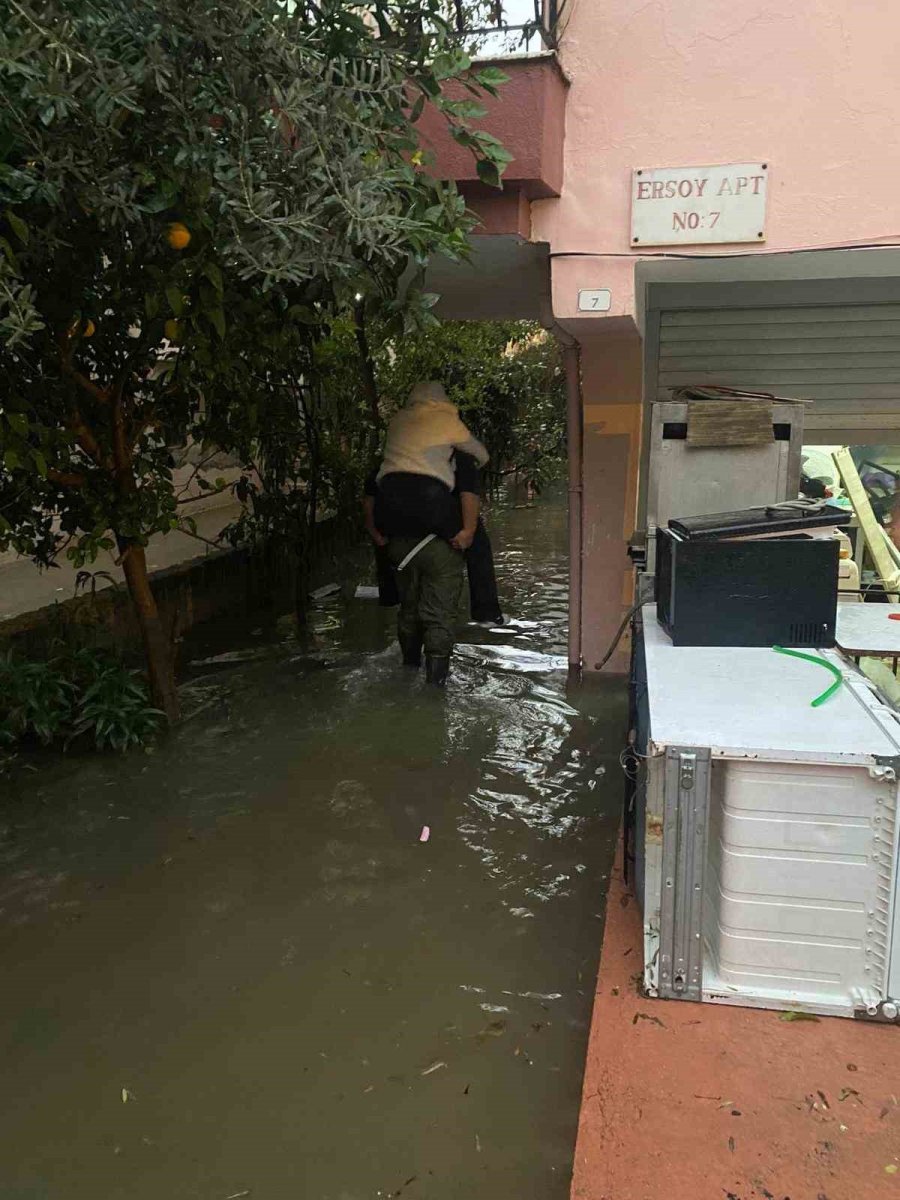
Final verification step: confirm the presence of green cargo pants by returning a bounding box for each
[387,536,464,658]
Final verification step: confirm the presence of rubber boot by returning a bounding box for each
[398,632,423,668]
[425,655,450,687]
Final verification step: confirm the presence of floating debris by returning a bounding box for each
[310,583,341,601]
[420,1060,446,1076]
[419,825,430,843]
[501,990,562,1001]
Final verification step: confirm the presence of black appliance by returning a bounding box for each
[656,502,852,648]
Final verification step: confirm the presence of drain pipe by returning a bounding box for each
[562,341,584,672]
[542,317,583,671]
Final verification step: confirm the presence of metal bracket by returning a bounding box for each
[853,999,900,1024]
[658,746,711,1001]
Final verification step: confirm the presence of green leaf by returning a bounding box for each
[418,74,441,100]
[208,308,226,339]
[445,99,487,121]
[475,66,509,88]
[141,193,170,214]
[409,94,426,123]
[31,449,47,477]
[5,209,29,245]
[202,262,223,294]
[5,411,28,436]
[0,237,18,269]
[165,286,183,317]
[3,448,21,471]
[450,127,477,150]
[476,159,502,189]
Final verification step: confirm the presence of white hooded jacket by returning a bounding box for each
[376,382,489,490]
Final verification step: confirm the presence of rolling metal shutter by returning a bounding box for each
[656,304,900,440]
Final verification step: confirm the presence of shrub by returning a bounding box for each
[0,647,162,766]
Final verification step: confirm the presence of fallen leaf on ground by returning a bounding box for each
[717,1099,735,1109]
[632,1012,665,1028]
[728,1136,735,1153]
[885,1165,898,1175]
[780,1011,820,1022]
[838,1088,860,1102]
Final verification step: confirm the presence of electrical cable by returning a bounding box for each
[595,600,644,670]
[772,645,844,707]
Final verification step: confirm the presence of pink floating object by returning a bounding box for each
[419,825,431,843]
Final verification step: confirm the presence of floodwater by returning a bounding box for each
[0,490,625,1200]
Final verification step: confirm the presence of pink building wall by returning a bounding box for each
[529,0,900,669]
[534,0,900,322]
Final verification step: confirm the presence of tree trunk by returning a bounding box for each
[120,542,180,723]
[107,389,179,724]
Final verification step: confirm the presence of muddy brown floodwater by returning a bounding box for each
[1,489,625,1200]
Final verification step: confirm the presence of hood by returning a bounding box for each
[406,381,456,410]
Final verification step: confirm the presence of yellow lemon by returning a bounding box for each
[166,222,191,251]
[83,319,96,337]
[164,319,181,343]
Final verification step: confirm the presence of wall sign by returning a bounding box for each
[630,162,768,247]
[578,289,611,312]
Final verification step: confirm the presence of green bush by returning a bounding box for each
[0,647,162,766]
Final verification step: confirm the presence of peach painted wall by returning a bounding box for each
[528,0,900,668]
[533,0,900,324]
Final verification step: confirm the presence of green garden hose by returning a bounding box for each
[773,646,844,708]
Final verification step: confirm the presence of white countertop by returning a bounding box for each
[836,603,900,656]
[641,608,900,763]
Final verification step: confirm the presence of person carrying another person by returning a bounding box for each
[366,381,488,685]
[363,450,504,626]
